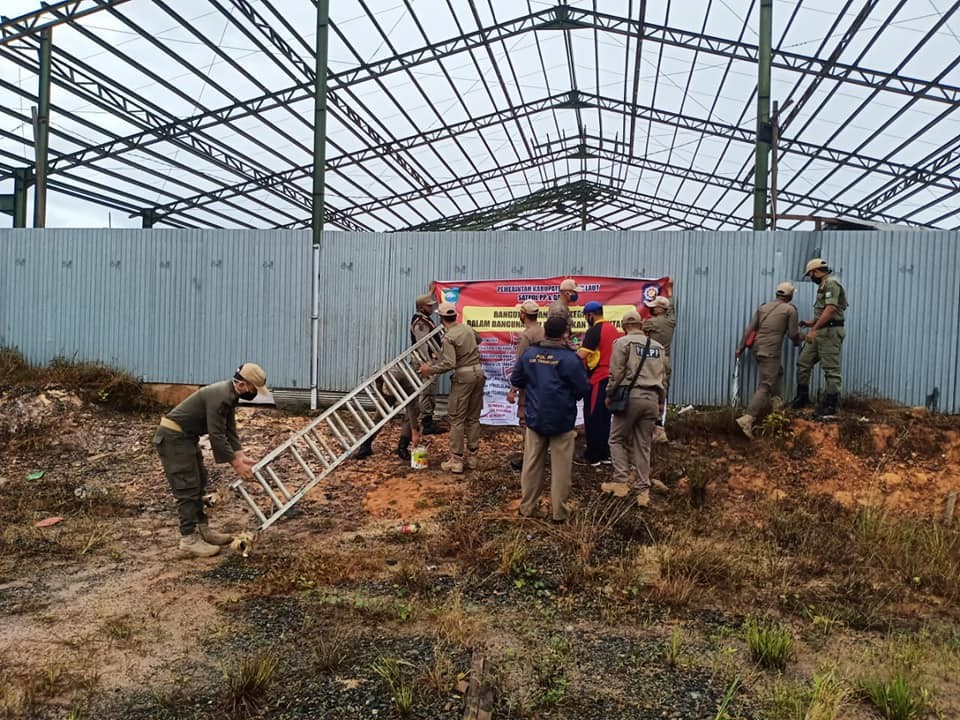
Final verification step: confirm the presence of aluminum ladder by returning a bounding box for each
[231,326,443,530]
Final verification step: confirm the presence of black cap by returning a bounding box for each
[544,316,567,339]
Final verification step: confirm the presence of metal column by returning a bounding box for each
[310,0,329,410]
[32,28,52,228]
[752,0,772,231]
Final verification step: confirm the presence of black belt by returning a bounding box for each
[823,320,844,328]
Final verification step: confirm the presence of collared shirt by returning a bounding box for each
[607,330,667,399]
[165,380,242,462]
[814,274,847,322]
[740,300,800,357]
[428,322,482,374]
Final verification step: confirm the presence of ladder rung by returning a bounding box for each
[344,399,373,433]
[303,432,331,469]
[381,370,409,403]
[235,482,267,525]
[254,470,285,510]
[313,429,339,464]
[327,413,356,448]
[363,386,389,418]
[286,446,314,491]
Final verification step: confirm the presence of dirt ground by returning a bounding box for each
[1,384,959,720]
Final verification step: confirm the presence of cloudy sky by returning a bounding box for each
[1,0,959,230]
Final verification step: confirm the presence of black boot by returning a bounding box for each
[396,436,411,461]
[354,437,374,460]
[422,418,446,435]
[814,393,839,418]
[791,384,811,409]
[510,456,523,471]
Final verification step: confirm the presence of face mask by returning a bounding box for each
[239,389,258,401]
[586,316,596,327]
[568,292,579,302]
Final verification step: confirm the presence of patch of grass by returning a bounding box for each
[841,393,903,417]
[371,656,416,717]
[665,625,683,668]
[837,417,874,456]
[806,670,849,720]
[310,627,351,672]
[756,411,794,444]
[535,636,570,707]
[418,643,456,697]
[223,648,278,718]
[859,673,929,720]
[431,591,481,647]
[745,617,794,670]
[670,407,743,442]
[0,348,158,411]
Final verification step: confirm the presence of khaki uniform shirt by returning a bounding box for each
[641,312,676,356]
[547,299,571,330]
[165,380,242,463]
[515,322,545,360]
[814,274,847,323]
[410,311,437,344]
[607,330,667,400]
[428,322,482,375]
[740,300,800,358]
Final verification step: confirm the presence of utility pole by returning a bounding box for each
[753,0,772,230]
[32,28,52,228]
[311,0,329,246]
[770,100,779,230]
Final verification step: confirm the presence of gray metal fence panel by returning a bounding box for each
[3,228,958,412]
[0,228,312,387]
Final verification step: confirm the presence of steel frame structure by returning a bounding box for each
[1,0,959,231]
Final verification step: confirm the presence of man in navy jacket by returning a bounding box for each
[510,316,591,522]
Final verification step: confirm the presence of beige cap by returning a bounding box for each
[621,309,643,326]
[516,299,540,314]
[804,258,829,276]
[238,362,267,389]
[415,293,437,308]
[559,278,582,292]
[438,301,458,318]
[644,296,670,310]
[775,281,795,296]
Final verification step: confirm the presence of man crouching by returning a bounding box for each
[153,363,265,557]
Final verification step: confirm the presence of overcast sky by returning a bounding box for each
[2,0,959,230]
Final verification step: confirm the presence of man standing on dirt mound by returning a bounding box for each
[793,258,848,418]
[506,299,545,471]
[419,302,485,474]
[511,316,590,522]
[641,296,675,443]
[605,311,667,508]
[153,364,265,558]
[735,282,802,439]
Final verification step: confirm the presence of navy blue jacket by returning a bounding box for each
[510,339,590,436]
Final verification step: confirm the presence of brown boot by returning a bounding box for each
[198,523,233,546]
[650,478,670,495]
[441,456,464,474]
[635,489,651,508]
[179,529,221,558]
[601,481,630,497]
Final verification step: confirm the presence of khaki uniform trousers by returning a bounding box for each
[519,428,575,521]
[418,377,437,424]
[745,354,783,417]
[796,326,845,394]
[447,366,485,459]
[153,426,208,536]
[609,388,660,490]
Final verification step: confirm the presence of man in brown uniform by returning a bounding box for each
[420,302,485,473]
[605,311,667,508]
[411,293,444,435]
[154,363,265,557]
[735,282,801,439]
[641,296,676,443]
[506,299,545,471]
[547,278,581,332]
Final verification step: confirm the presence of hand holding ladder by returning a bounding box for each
[231,326,443,530]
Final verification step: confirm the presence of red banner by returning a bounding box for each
[433,275,672,425]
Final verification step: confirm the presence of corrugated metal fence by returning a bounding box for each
[2,228,958,412]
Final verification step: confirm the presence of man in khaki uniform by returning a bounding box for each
[735,282,801,438]
[641,296,676,443]
[547,277,581,332]
[510,316,590,522]
[506,299,545,471]
[410,293,444,436]
[154,363,265,557]
[605,311,667,508]
[793,258,848,417]
[419,302,485,473]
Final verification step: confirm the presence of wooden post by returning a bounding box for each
[463,652,495,720]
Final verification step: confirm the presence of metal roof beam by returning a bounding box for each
[0,0,130,46]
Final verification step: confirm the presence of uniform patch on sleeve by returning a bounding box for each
[825,291,832,298]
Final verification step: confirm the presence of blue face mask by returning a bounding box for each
[568,292,579,302]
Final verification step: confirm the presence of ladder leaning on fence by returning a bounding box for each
[231,325,444,530]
